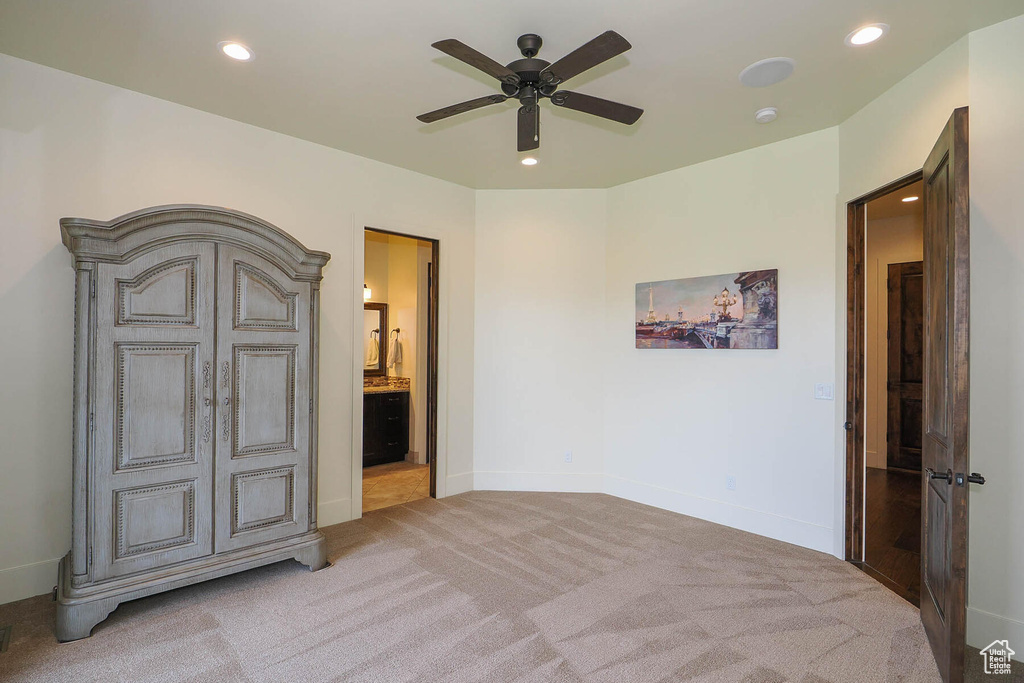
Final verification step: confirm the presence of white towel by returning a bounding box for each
[387,335,403,368]
[365,337,379,367]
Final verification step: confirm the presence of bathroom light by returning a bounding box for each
[845,24,889,46]
[218,41,254,61]
[363,284,371,300]
[521,156,538,166]
[901,196,919,203]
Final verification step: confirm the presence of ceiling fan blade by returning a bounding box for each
[431,39,521,86]
[517,104,539,151]
[417,94,508,123]
[550,91,643,125]
[540,31,632,86]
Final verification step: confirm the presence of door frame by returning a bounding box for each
[356,226,440,507]
[844,169,923,562]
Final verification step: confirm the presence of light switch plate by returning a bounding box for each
[814,383,835,400]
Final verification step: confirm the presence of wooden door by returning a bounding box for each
[92,242,216,579]
[920,107,970,683]
[215,245,312,552]
[887,261,924,471]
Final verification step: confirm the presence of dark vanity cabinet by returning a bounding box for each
[363,391,410,467]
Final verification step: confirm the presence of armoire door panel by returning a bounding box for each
[93,242,216,580]
[116,257,197,326]
[232,466,296,534]
[114,480,196,559]
[216,245,311,553]
[234,262,298,331]
[233,345,297,457]
[115,343,197,469]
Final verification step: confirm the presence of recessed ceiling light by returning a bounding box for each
[521,156,538,166]
[739,58,796,88]
[901,196,919,203]
[845,24,889,46]
[218,41,254,61]
[754,107,778,124]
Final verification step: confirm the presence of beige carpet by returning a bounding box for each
[0,492,953,682]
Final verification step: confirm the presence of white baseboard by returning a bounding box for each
[473,470,605,493]
[445,471,474,496]
[0,557,61,606]
[603,475,834,554]
[968,606,1024,656]
[317,497,353,527]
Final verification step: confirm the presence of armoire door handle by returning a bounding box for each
[202,397,213,443]
[222,395,231,441]
[925,467,952,484]
[221,361,231,442]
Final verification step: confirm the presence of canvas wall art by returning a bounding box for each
[636,269,778,349]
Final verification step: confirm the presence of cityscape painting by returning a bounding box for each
[635,269,778,349]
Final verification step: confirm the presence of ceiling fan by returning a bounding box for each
[417,31,643,152]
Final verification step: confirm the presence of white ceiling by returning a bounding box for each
[0,0,1019,189]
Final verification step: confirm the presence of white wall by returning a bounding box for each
[966,13,1024,653]
[604,128,840,553]
[864,216,924,469]
[473,190,607,492]
[0,53,476,604]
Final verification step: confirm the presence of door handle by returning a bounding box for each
[221,361,231,442]
[222,395,231,441]
[925,467,952,484]
[954,472,986,486]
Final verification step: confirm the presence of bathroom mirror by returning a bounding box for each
[364,302,387,377]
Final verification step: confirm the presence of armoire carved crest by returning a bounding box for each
[57,205,331,641]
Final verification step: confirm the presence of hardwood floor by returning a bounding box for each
[864,466,921,605]
[362,461,430,513]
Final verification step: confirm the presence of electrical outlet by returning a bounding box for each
[726,476,736,491]
[564,451,573,463]
[814,383,835,400]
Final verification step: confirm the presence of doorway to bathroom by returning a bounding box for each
[362,228,439,513]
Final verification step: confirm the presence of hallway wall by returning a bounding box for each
[864,215,924,469]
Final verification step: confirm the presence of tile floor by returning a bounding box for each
[361,461,430,512]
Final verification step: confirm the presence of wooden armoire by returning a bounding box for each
[56,205,331,641]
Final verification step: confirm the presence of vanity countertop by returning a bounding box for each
[363,385,410,395]
[363,377,411,395]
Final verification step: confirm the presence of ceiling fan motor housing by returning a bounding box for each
[502,58,555,98]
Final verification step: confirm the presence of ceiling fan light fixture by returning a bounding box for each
[218,41,254,61]
[845,24,889,46]
[521,156,539,166]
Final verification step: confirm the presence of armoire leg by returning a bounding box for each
[293,538,328,572]
[55,597,121,642]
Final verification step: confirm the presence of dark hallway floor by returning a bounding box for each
[864,467,921,605]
